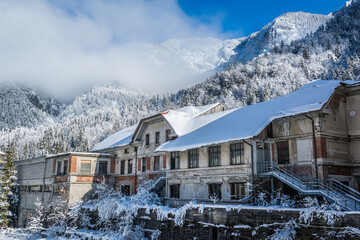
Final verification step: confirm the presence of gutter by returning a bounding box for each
[305,114,319,179]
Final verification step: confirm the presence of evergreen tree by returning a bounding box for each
[0,142,18,227]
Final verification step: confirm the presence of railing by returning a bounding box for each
[259,161,360,211]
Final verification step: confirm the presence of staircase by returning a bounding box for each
[149,171,166,194]
[258,161,360,211]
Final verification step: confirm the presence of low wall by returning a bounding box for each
[135,207,360,240]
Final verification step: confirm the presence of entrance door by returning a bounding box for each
[256,142,272,174]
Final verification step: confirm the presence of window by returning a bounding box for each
[209,146,221,167]
[169,184,180,198]
[98,161,108,175]
[170,152,180,170]
[277,141,290,164]
[124,148,129,154]
[120,160,125,175]
[230,143,244,165]
[155,132,160,144]
[145,134,150,146]
[121,185,131,196]
[20,186,27,192]
[29,185,42,192]
[188,149,199,168]
[81,160,91,174]
[57,161,62,175]
[208,184,222,200]
[128,160,133,174]
[142,158,146,172]
[63,160,68,174]
[44,185,52,192]
[230,183,246,200]
[154,156,160,171]
[166,129,171,141]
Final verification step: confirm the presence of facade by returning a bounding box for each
[15,80,360,224]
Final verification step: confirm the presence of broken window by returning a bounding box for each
[63,160,68,174]
[145,134,150,146]
[80,160,91,175]
[98,161,108,175]
[57,161,62,175]
[169,184,180,198]
[128,159,133,174]
[166,129,171,141]
[209,146,221,167]
[170,152,180,169]
[208,183,222,200]
[188,149,199,168]
[230,182,246,200]
[277,141,290,164]
[142,158,146,172]
[230,143,244,165]
[155,132,160,144]
[154,156,160,171]
[121,185,131,196]
[120,160,125,174]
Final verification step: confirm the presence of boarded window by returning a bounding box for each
[230,143,244,165]
[145,134,150,146]
[277,141,290,164]
[99,161,108,175]
[81,160,91,174]
[208,183,222,200]
[230,183,246,200]
[188,149,199,168]
[170,152,180,170]
[120,160,125,174]
[209,146,221,167]
[142,158,146,172]
[63,160,68,174]
[128,160,133,174]
[169,184,180,198]
[121,185,131,196]
[155,132,160,144]
[154,156,160,171]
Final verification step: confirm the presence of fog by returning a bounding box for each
[0,0,224,100]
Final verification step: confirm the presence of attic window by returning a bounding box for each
[166,129,171,141]
[155,132,160,144]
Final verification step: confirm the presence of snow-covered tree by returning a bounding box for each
[27,197,44,233]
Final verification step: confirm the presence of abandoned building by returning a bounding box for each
[15,80,360,225]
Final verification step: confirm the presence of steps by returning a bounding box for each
[258,161,360,211]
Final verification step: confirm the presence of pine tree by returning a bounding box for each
[27,197,44,233]
[0,142,18,227]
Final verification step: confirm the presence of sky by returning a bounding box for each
[0,0,347,100]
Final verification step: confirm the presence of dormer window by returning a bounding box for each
[145,134,150,146]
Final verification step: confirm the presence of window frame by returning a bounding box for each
[188,149,199,168]
[145,134,150,146]
[170,152,180,170]
[230,143,245,165]
[80,160,91,175]
[166,129,171,141]
[57,161,62,175]
[169,184,180,198]
[155,132,160,144]
[208,183,222,200]
[230,182,246,200]
[277,141,290,164]
[98,161,108,175]
[154,156,160,171]
[63,160,69,174]
[208,146,221,167]
[128,159,133,174]
[142,158,146,172]
[120,160,125,175]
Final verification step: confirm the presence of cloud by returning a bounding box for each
[0,0,224,100]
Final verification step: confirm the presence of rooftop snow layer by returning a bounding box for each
[157,80,353,152]
[91,124,137,151]
[161,103,229,136]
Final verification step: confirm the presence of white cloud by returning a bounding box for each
[0,0,224,99]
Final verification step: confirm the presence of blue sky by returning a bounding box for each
[178,0,345,37]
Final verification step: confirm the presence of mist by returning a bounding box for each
[0,0,224,100]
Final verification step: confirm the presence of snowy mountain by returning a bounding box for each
[0,81,64,130]
[228,12,331,63]
[135,37,244,74]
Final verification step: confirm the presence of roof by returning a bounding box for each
[91,124,137,152]
[161,103,229,136]
[0,151,4,156]
[157,80,357,152]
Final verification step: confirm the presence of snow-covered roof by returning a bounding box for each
[161,103,228,136]
[91,125,137,152]
[157,80,354,152]
[0,151,4,156]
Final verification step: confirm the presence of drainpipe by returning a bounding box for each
[243,140,254,185]
[305,114,319,179]
[130,143,138,194]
